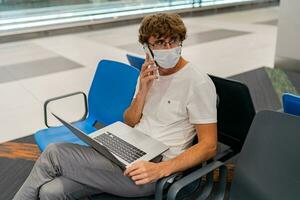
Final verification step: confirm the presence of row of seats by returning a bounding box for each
[34,55,300,199]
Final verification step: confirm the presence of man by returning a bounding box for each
[13,13,217,200]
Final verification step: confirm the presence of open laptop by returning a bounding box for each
[52,113,169,170]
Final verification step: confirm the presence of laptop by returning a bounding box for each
[52,113,169,170]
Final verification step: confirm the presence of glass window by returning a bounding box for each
[0,0,277,34]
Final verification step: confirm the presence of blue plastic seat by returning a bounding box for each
[282,93,300,116]
[35,120,96,150]
[34,59,140,151]
[126,54,145,71]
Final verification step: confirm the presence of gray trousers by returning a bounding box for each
[13,143,156,200]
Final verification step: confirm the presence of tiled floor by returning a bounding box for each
[0,6,279,143]
[255,19,278,26]
[1,57,84,83]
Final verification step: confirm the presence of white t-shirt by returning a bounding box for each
[133,63,217,160]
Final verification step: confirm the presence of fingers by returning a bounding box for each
[135,179,153,185]
[124,161,162,185]
[143,75,157,83]
[128,169,144,177]
[141,60,155,72]
[124,161,153,185]
[139,60,157,95]
[130,172,152,185]
[131,173,146,181]
[141,67,158,78]
[124,164,139,176]
[132,174,151,185]
[131,172,153,185]
[124,160,145,175]
[145,53,150,62]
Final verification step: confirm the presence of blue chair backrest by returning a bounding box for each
[126,54,145,71]
[282,93,300,116]
[87,59,140,125]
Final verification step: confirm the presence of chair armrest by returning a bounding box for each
[167,161,225,200]
[155,173,182,200]
[44,91,88,128]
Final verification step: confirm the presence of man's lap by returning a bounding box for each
[44,143,156,197]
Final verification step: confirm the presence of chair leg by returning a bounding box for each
[195,171,214,200]
[213,165,228,200]
[176,179,202,200]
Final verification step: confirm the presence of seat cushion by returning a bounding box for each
[34,119,97,151]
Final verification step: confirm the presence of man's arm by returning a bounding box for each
[124,123,217,185]
[123,92,146,127]
[124,56,158,127]
[163,123,217,173]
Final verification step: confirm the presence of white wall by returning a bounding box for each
[275,0,300,69]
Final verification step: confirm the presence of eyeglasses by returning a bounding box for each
[148,38,182,49]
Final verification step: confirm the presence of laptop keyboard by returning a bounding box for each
[94,132,146,163]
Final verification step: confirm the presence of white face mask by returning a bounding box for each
[152,46,181,69]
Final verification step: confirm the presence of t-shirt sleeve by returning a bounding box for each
[187,78,217,124]
[133,77,140,99]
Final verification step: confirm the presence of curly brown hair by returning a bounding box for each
[138,13,187,44]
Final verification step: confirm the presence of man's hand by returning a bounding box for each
[124,160,169,185]
[139,53,158,96]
